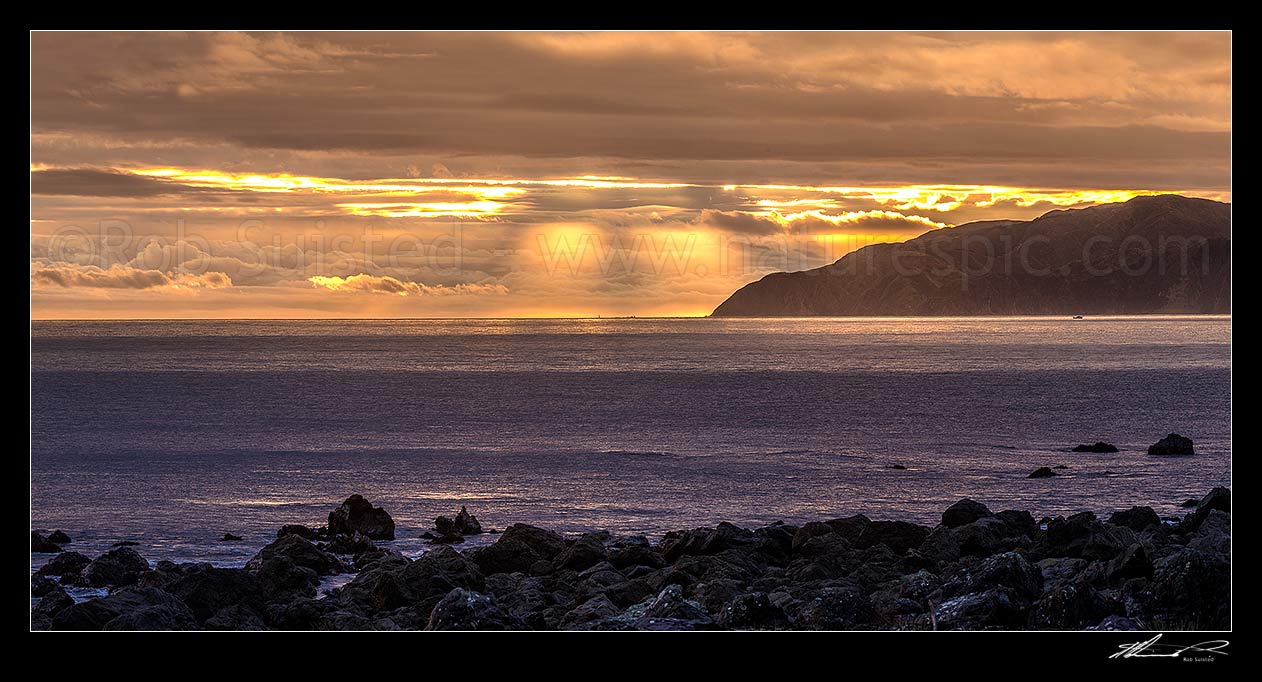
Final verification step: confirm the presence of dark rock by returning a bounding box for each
[53,587,196,631]
[942,498,992,528]
[718,592,787,629]
[1107,506,1162,531]
[165,566,266,623]
[1182,487,1230,531]
[1179,498,1200,508]
[1035,512,1137,561]
[560,594,620,629]
[434,516,456,536]
[253,555,320,600]
[639,585,715,629]
[1027,467,1057,478]
[112,541,139,547]
[425,588,524,630]
[221,532,243,542]
[933,587,1028,630]
[318,610,373,631]
[942,551,1043,601]
[1029,583,1119,629]
[854,520,929,554]
[1186,509,1230,558]
[264,597,331,630]
[34,585,74,618]
[454,506,483,534]
[1137,548,1230,629]
[203,604,268,630]
[245,534,343,576]
[554,532,608,572]
[35,550,90,578]
[325,531,376,555]
[394,545,485,603]
[470,524,567,575]
[81,547,150,587]
[793,586,877,630]
[995,510,1038,537]
[47,530,73,544]
[1037,557,1087,591]
[427,532,465,545]
[32,574,60,597]
[327,494,395,540]
[888,464,907,470]
[1052,465,1069,469]
[277,524,320,540]
[607,544,666,570]
[1147,433,1194,456]
[31,531,63,553]
[1104,543,1153,583]
[1072,442,1118,453]
[1088,615,1143,631]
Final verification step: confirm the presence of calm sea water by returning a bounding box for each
[31,316,1231,575]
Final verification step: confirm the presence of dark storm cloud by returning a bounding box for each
[30,168,222,197]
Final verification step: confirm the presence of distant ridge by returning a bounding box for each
[711,194,1231,317]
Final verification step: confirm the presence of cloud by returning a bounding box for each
[31,168,221,197]
[697,208,949,235]
[307,274,508,296]
[31,263,233,289]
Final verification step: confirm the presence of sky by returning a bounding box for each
[30,31,1231,318]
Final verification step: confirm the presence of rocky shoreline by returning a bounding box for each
[31,489,1231,631]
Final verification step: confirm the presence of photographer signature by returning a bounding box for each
[1110,634,1229,660]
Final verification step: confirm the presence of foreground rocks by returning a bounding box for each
[31,490,1231,631]
[328,495,396,540]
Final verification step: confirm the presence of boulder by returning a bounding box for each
[454,506,483,534]
[53,587,195,631]
[942,499,992,528]
[253,555,320,600]
[327,494,395,540]
[941,551,1043,601]
[31,531,63,553]
[81,547,150,587]
[470,524,567,575]
[554,532,609,572]
[1029,583,1119,629]
[325,531,376,555]
[1027,467,1057,478]
[245,534,343,576]
[1137,548,1230,630]
[792,586,877,630]
[639,584,715,630]
[854,520,930,554]
[202,604,268,630]
[1107,506,1161,531]
[1072,442,1118,453]
[47,530,73,544]
[221,533,243,542]
[560,594,620,629]
[32,574,60,597]
[33,585,74,619]
[1147,433,1194,456]
[717,591,788,630]
[35,550,91,578]
[277,524,321,540]
[165,566,267,623]
[425,588,524,630]
[1088,615,1143,631]
[1182,487,1230,531]
[932,587,1028,630]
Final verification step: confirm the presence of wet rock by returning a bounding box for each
[253,555,320,600]
[1182,487,1230,531]
[34,550,91,578]
[34,585,74,619]
[1137,548,1230,630]
[942,498,992,529]
[854,520,929,554]
[165,566,266,623]
[1147,433,1194,456]
[53,587,195,631]
[32,574,60,597]
[221,532,243,542]
[639,584,715,630]
[1105,543,1153,583]
[1088,615,1142,631]
[555,532,609,572]
[793,586,876,630]
[47,530,72,544]
[1179,498,1200,508]
[245,534,343,576]
[933,588,1027,630]
[203,604,267,630]
[1037,557,1087,592]
[561,594,620,629]
[425,588,525,630]
[1072,442,1118,453]
[718,591,788,629]
[265,597,331,630]
[995,510,1038,538]
[454,506,483,534]
[1186,509,1230,558]
[942,551,1043,602]
[325,531,376,555]
[470,524,567,575]
[31,531,63,553]
[277,524,320,540]
[1107,506,1161,531]
[1029,583,1119,629]
[888,464,907,470]
[1027,467,1057,478]
[327,494,395,540]
[81,547,150,587]
[607,544,666,570]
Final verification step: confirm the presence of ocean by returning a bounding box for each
[31,316,1231,580]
